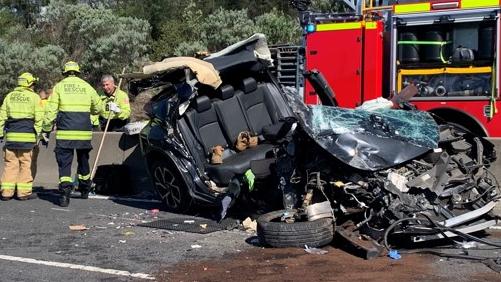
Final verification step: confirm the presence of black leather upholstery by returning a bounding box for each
[218,84,235,100]
[206,144,274,186]
[194,95,211,112]
[241,77,257,93]
[185,97,228,156]
[181,81,287,186]
[237,78,278,135]
[214,87,250,144]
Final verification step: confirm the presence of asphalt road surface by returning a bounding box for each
[0,192,253,281]
[1,191,500,282]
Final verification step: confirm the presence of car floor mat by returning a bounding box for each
[138,216,240,234]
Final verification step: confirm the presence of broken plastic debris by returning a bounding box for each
[242,217,257,232]
[388,249,401,260]
[388,172,409,193]
[455,241,484,249]
[119,240,126,243]
[304,245,328,255]
[356,97,393,111]
[220,195,232,221]
[191,244,202,249]
[200,224,208,229]
[69,224,89,231]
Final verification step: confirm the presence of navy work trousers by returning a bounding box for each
[54,147,91,191]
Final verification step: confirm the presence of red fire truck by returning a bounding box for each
[297,0,500,137]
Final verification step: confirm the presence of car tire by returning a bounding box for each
[257,209,334,248]
[150,159,193,213]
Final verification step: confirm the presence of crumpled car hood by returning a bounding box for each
[283,87,439,171]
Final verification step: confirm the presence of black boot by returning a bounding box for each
[80,190,89,199]
[58,188,71,207]
[79,180,91,199]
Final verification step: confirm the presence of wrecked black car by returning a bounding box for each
[128,34,499,255]
[264,87,499,256]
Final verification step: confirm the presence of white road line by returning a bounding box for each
[0,255,155,280]
[50,208,72,212]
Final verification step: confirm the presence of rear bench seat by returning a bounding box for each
[184,85,273,186]
[236,77,278,136]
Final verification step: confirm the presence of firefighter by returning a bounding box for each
[98,74,130,131]
[41,61,104,207]
[0,72,43,200]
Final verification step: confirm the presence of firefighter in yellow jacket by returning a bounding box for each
[41,61,104,207]
[98,74,131,131]
[0,72,43,200]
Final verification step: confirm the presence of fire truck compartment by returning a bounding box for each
[396,20,497,67]
[398,67,493,98]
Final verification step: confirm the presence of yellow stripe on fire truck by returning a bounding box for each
[316,22,362,32]
[461,0,500,9]
[394,2,430,14]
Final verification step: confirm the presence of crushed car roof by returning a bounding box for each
[123,57,222,89]
[205,33,273,75]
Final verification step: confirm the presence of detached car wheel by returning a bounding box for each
[257,210,334,248]
[150,160,193,213]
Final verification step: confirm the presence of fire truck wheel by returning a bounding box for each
[257,210,334,248]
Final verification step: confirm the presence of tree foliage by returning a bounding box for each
[153,1,300,58]
[36,0,151,83]
[0,0,303,96]
[201,8,256,52]
[0,39,65,98]
[255,9,301,45]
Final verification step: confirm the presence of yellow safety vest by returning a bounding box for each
[100,88,131,120]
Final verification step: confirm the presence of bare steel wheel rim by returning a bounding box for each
[153,166,182,209]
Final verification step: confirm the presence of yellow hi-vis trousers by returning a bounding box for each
[0,148,34,198]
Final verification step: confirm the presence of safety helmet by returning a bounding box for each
[63,61,80,74]
[17,72,38,88]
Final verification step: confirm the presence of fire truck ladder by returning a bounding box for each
[270,45,300,87]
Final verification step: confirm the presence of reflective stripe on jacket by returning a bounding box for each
[0,87,43,149]
[42,76,103,149]
[99,89,131,120]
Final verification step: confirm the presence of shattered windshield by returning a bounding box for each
[309,106,439,149]
[282,87,439,170]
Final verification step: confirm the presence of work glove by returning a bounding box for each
[40,132,50,148]
[107,102,121,113]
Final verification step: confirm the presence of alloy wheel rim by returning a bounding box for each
[153,166,182,209]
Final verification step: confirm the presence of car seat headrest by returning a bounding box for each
[218,85,234,100]
[241,77,257,93]
[194,96,211,113]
